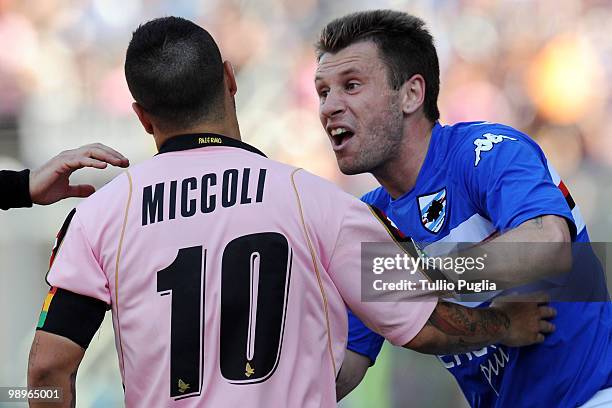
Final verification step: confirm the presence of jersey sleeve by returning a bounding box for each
[343,189,391,364]
[46,209,112,305]
[326,194,438,347]
[462,127,576,236]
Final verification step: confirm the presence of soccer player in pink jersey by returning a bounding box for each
[27,17,555,408]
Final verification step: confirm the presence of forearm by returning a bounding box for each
[439,216,572,287]
[28,332,83,408]
[405,301,509,355]
[28,367,77,408]
[336,350,370,401]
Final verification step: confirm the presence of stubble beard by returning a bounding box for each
[338,102,404,176]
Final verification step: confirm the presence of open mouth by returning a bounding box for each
[330,127,355,149]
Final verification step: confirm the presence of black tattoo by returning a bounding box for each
[532,217,543,229]
[28,337,40,374]
[426,302,510,354]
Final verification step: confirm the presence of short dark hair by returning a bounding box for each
[125,17,225,130]
[316,10,440,122]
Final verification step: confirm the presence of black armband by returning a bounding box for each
[36,287,108,349]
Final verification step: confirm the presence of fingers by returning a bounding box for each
[66,184,96,198]
[537,305,556,342]
[535,333,546,344]
[85,143,130,167]
[65,157,109,170]
[29,143,127,205]
[64,143,129,170]
[538,305,556,319]
[538,320,555,334]
[81,143,130,167]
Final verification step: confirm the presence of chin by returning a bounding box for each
[338,162,369,175]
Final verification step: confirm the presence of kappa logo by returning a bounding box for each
[473,133,517,166]
[417,188,447,234]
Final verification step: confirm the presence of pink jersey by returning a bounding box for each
[47,135,437,407]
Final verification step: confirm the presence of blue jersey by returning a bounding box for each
[348,121,612,407]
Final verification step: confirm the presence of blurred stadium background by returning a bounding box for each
[1,0,611,406]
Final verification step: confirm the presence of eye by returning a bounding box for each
[317,88,329,102]
[346,81,360,91]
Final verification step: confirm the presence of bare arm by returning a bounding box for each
[335,304,514,401]
[439,215,572,287]
[336,297,555,400]
[28,331,85,408]
[336,350,371,402]
[493,215,571,243]
[405,298,555,355]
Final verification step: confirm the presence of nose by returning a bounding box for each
[320,90,345,119]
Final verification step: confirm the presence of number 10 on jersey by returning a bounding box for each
[157,232,292,399]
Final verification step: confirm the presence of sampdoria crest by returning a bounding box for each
[417,188,447,234]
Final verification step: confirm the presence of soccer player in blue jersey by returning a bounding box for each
[315,10,612,408]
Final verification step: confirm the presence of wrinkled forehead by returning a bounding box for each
[315,41,384,81]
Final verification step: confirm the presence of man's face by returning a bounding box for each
[315,41,404,175]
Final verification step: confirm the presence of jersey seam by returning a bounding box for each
[114,170,133,382]
[289,168,337,376]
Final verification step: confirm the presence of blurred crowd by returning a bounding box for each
[1,0,611,407]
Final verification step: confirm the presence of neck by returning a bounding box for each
[153,118,241,151]
[373,117,435,199]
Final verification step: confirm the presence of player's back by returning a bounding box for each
[51,136,435,407]
[84,140,336,407]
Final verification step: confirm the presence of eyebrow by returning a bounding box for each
[315,67,362,82]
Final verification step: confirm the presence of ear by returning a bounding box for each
[223,60,238,96]
[399,74,426,116]
[132,102,155,134]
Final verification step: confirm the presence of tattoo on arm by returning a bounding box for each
[532,217,543,229]
[426,302,510,354]
[28,337,40,374]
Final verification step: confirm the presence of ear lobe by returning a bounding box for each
[401,74,426,115]
[132,102,155,134]
[223,60,238,96]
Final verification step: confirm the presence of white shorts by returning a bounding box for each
[579,387,612,408]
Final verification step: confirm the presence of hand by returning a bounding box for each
[29,143,129,205]
[491,294,556,347]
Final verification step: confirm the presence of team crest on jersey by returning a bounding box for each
[473,133,517,166]
[417,188,447,234]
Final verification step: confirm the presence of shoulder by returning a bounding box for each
[291,167,350,199]
[72,170,133,230]
[445,121,545,169]
[291,169,377,229]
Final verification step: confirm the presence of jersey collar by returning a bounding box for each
[157,133,267,157]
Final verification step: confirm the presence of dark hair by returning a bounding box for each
[125,16,225,130]
[316,10,440,122]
